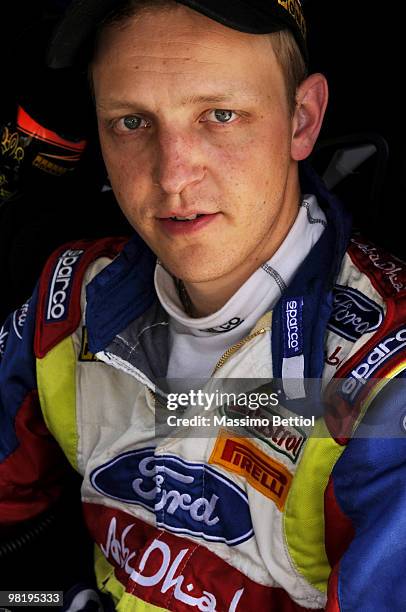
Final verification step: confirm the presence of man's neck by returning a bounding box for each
[183,190,301,317]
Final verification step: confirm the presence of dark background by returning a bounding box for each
[305,0,403,258]
[0,0,404,599]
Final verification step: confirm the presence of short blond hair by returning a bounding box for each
[271,29,308,114]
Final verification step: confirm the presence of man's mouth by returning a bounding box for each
[157,212,220,235]
[169,214,205,222]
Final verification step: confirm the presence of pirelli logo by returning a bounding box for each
[209,433,293,510]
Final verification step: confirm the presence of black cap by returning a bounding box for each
[47,0,308,69]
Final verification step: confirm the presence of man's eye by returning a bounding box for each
[209,109,237,124]
[116,115,148,131]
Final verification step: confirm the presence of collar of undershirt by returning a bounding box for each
[154,194,327,337]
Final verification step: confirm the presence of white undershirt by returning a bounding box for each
[154,194,326,379]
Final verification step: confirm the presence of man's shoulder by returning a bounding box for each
[34,236,129,359]
[330,233,406,355]
[342,234,406,301]
[324,234,406,440]
[325,233,406,391]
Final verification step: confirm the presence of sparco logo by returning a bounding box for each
[90,448,253,545]
[284,298,303,357]
[328,285,384,342]
[201,317,244,334]
[341,326,406,402]
[46,249,84,322]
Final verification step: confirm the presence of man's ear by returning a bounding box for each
[291,73,329,161]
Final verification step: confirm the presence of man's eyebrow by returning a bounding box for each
[96,91,254,112]
[96,100,138,112]
[180,93,243,105]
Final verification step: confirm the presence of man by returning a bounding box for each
[1,1,406,610]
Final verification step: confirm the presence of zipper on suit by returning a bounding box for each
[212,327,270,375]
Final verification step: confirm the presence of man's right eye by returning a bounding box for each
[116,115,149,131]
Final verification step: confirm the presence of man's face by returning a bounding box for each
[92,5,299,284]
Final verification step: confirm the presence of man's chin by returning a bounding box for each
[159,259,227,285]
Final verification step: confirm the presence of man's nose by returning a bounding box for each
[154,130,205,195]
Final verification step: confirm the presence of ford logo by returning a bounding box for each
[90,448,254,546]
[327,285,384,342]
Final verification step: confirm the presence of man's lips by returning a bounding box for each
[158,211,215,219]
[157,212,220,235]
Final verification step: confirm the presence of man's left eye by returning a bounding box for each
[208,110,237,123]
